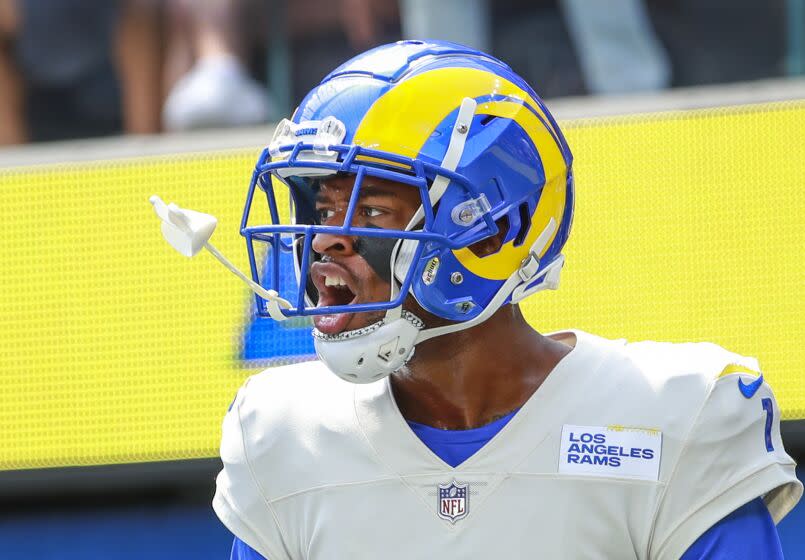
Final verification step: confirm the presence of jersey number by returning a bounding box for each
[761,397,774,452]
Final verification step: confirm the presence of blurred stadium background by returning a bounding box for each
[1,0,804,558]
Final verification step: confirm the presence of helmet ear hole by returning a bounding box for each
[468,217,509,258]
[513,202,532,247]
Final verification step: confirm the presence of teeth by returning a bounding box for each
[324,275,347,287]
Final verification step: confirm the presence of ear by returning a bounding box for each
[468,217,508,258]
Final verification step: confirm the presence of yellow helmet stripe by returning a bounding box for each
[352,67,567,282]
[352,67,560,158]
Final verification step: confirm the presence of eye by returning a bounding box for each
[360,207,384,218]
[316,208,336,223]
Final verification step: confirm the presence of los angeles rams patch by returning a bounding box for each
[559,425,662,481]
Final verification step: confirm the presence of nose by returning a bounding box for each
[312,230,357,257]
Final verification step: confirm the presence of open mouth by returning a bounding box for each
[310,261,359,335]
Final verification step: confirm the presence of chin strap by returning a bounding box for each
[416,217,560,344]
[315,217,562,385]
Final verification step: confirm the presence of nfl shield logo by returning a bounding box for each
[438,480,469,523]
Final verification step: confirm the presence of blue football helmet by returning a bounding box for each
[241,40,574,383]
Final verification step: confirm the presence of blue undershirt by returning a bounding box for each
[229,410,782,559]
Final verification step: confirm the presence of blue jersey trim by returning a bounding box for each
[230,536,266,560]
[406,409,519,468]
[680,497,782,559]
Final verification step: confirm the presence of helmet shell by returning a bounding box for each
[256,40,574,321]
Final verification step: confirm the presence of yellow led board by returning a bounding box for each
[0,102,803,471]
[535,102,805,420]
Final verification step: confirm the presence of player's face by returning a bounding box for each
[309,174,421,335]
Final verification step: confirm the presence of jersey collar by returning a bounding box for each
[353,329,606,475]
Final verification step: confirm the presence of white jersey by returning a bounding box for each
[213,330,802,560]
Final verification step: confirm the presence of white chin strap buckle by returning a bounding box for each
[313,311,423,384]
[149,195,292,321]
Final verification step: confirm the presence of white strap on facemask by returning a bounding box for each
[384,241,407,322]
[415,217,558,344]
[385,213,422,322]
[428,96,477,206]
[385,97,478,321]
[405,97,478,231]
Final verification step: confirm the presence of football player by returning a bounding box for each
[212,41,802,558]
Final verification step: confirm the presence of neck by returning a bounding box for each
[390,305,573,430]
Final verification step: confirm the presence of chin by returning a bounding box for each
[346,309,387,331]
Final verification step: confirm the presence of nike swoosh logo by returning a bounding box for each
[738,374,764,398]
